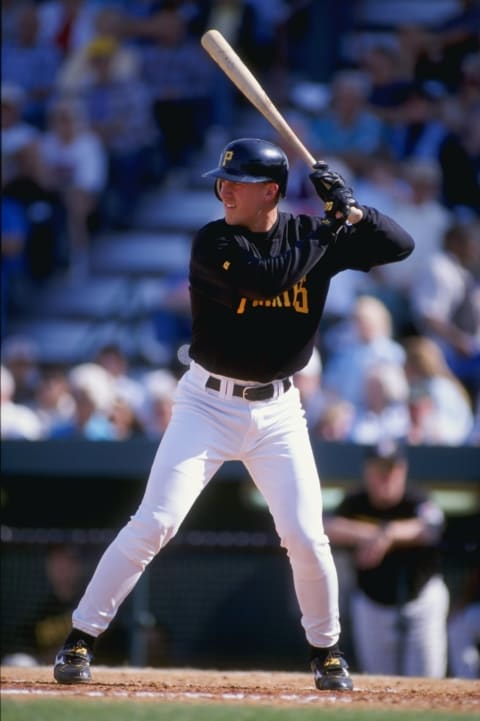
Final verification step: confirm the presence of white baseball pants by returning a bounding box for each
[448,602,480,678]
[350,576,449,677]
[72,361,341,649]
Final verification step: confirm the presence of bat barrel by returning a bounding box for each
[201,29,316,167]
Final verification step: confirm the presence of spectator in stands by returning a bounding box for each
[277,110,320,215]
[109,393,146,440]
[312,400,355,443]
[0,365,43,439]
[409,221,480,401]
[319,266,372,361]
[1,195,29,333]
[95,342,146,413]
[199,0,284,127]
[322,296,406,410]
[80,34,158,228]
[1,2,63,129]
[292,346,325,428]
[354,154,406,218]
[373,159,452,332]
[293,346,355,439]
[433,0,480,92]
[48,362,117,439]
[1,336,40,406]
[454,49,480,117]
[37,0,99,58]
[308,69,385,175]
[1,84,39,186]
[234,0,286,76]
[396,159,452,266]
[390,16,479,198]
[56,5,141,93]
[39,96,108,277]
[348,362,411,445]
[469,392,480,445]
[139,368,178,439]
[393,23,435,85]
[384,79,449,164]
[32,366,76,437]
[439,104,480,219]
[139,7,215,172]
[403,335,474,446]
[325,440,449,678]
[2,0,30,45]
[359,43,411,122]
[3,138,67,279]
[151,272,192,365]
[392,21,474,95]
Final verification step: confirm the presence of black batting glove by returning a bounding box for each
[309,161,345,201]
[309,161,358,219]
[320,213,348,238]
[324,185,358,220]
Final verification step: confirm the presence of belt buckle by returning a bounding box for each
[242,385,254,400]
[243,384,274,401]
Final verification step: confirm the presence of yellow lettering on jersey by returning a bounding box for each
[292,278,309,313]
[222,260,231,270]
[235,278,309,315]
[236,297,247,314]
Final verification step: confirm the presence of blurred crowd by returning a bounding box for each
[1,326,479,445]
[1,0,480,445]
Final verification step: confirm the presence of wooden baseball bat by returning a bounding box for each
[201,29,316,167]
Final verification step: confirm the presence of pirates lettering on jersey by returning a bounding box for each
[235,277,309,315]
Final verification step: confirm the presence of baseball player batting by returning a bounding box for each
[53,139,414,691]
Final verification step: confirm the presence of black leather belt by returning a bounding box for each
[206,375,291,401]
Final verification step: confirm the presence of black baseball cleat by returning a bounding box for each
[311,649,353,691]
[53,640,93,684]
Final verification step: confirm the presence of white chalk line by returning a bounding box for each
[2,687,353,704]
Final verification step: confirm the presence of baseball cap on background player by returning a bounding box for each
[203,138,289,199]
[364,438,408,466]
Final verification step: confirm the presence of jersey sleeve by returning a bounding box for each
[190,217,335,301]
[326,206,415,274]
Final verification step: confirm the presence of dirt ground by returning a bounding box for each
[1,666,479,712]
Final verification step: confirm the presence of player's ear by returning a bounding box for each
[214,179,223,199]
[265,182,279,200]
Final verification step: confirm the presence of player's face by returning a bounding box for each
[364,459,407,509]
[217,179,279,231]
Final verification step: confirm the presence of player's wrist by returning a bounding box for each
[347,207,363,224]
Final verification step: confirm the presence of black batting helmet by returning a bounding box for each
[203,138,289,198]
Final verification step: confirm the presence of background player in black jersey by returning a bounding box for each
[325,439,449,677]
[53,138,414,691]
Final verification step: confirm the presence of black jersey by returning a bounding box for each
[334,489,445,606]
[188,206,414,382]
